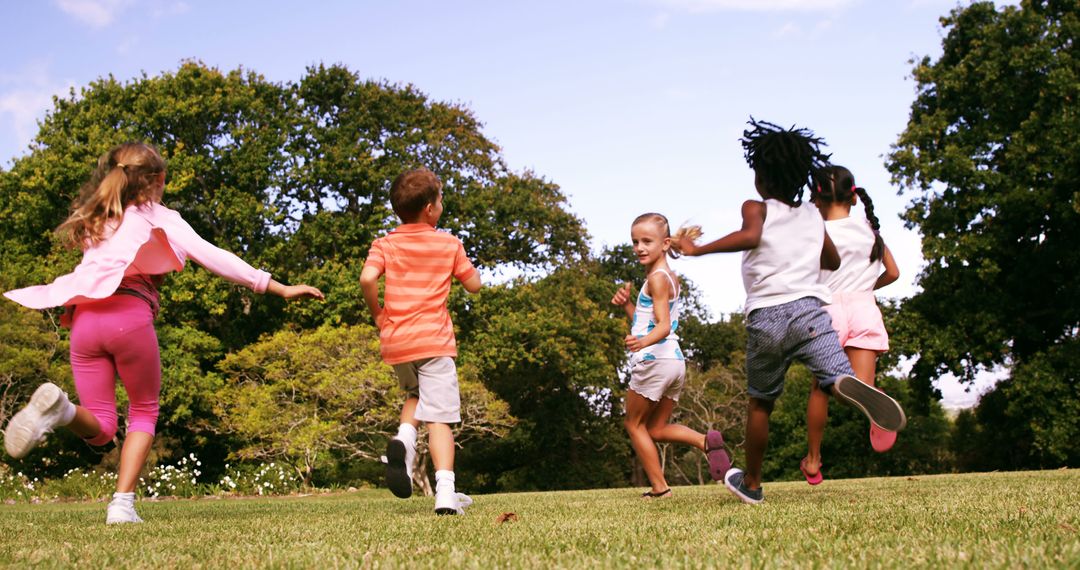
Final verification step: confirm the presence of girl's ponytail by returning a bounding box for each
[56,143,166,249]
[854,186,885,262]
[669,224,702,258]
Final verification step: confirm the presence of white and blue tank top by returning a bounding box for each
[630,269,685,363]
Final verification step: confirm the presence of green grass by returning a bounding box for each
[2,470,1078,568]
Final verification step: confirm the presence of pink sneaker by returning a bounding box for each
[870,424,897,453]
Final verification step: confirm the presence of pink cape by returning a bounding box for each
[4,202,271,313]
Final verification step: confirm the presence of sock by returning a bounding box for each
[111,492,135,505]
[58,399,76,426]
[396,423,418,448]
[435,470,455,492]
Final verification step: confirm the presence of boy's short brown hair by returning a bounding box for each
[390,168,443,222]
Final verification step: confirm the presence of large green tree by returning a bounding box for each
[887,1,1079,468]
[887,0,1080,388]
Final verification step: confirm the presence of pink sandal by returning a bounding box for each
[800,458,823,486]
[870,424,898,452]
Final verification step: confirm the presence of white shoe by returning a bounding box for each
[4,383,71,459]
[106,500,144,524]
[435,488,473,516]
[384,438,415,499]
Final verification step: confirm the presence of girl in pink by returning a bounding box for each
[2,142,323,524]
[799,165,900,485]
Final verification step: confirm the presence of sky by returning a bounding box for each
[0,0,1013,407]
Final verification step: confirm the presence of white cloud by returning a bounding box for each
[652,0,856,12]
[54,0,132,28]
[0,64,74,157]
[773,22,800,37]
[651,11,671,29]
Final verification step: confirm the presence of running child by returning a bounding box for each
[359,167,481,515]
[2,142,324,524]
[674,119,906,504]
[799,165,901,485]
[611,213,731,499]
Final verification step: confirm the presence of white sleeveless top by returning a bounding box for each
[819,216,883,294]
[742,199,832,314]
[630,269,684,362]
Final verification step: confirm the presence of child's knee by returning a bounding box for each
[85,416,118,446]
[749,397,775,414]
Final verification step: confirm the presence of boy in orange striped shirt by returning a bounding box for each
[360,168,482,515]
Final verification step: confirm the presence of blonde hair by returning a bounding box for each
[56,142,166,249]
[632,212,699,259]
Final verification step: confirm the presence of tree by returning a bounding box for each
[0,61,589,350]
[886,1,1080,393]
[214,324,514,486]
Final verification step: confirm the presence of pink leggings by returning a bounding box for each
[69,295,161,446]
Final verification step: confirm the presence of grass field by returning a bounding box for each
[2,470,1078,568]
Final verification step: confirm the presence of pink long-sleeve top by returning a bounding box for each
[3,202,271,317]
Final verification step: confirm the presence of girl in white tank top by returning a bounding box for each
[611,213,730,499]
[800,165,902,483]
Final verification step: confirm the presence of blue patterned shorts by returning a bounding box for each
[745,297,853,400]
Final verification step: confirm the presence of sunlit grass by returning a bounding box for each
[2,470,1077,568]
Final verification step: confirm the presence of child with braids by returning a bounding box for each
[611,213,731,499]
[799,166,901,484]
[675,119,906,504]
[3,142,323,524]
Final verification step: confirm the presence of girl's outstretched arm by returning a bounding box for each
[874,245,900,290]
[625,272,674,352]
[821,230,841,270]
[678,200,765,256]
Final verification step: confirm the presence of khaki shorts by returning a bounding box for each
[628,359,686,402]
[392,356,461,424]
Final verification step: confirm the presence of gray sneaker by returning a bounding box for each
[833,375,907,432]
[724,468,764,505]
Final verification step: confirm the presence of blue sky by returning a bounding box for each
[0,0,1011,406]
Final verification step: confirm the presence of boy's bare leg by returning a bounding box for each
[743,397,774,490]
[427,422,455,471]
[399,397,420,428]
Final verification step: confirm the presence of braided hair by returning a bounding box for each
[810,165,885,262]
[741,117,831,205]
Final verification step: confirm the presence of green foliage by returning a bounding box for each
[762,366,954,481]
[461,262,629,491]
[215,324,513,485]
[887,1,1080,387]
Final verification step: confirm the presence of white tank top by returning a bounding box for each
[820,216,883,294]
[742,199,832,314]
[630,269,684,362]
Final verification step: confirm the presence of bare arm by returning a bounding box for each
[873,245,900,290]
[626,272,673,352]
[678,200,765,256]
[821,230,841,271]
[359,264,385,327]
[460,271,482,294]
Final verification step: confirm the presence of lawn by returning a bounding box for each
[2,470,1078,568]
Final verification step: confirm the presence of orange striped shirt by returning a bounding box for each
[364,223,477,365]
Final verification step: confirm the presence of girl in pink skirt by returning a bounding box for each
[3,142,323,523]
[799,165,901,485]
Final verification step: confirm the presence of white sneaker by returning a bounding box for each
[435,488,473,516]
[106,500,144,524]
[4,383,71,459]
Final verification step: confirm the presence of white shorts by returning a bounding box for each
[392,357,461,424]
[628,359,686,402]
